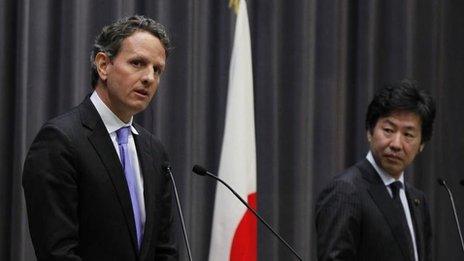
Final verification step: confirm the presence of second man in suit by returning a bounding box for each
[316,79,436,261]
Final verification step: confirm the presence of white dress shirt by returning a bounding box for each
[90,91,146,230]
[367,151,418,261]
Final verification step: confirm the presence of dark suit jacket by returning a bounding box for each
[315,159,432,261]
[22,97,178,261]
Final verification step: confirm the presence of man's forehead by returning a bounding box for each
[118,31,165,58]
[379,111,422,129]
[121,31,159,47]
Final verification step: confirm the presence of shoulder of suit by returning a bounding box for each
[318,164,364,197]
[333,164,364,184]
[40,106,81,134]
[323,161,370,195]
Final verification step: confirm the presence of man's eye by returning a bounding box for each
[383,128,393,133]
[153,66,163,76]
[405,132,415,138]
[131,60,144,67]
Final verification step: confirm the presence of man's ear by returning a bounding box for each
[367,130,372,143]
[95,52,111,82]
[419,144,425,153]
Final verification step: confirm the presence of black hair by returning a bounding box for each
[365,79,436,143]
[90,15,171,88]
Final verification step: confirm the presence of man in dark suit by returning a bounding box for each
[22,15,177,260]
[316,80,436,261]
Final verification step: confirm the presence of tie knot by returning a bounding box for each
[390,181,403,199]
[116,126,131,145]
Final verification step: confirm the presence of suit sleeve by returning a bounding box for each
[315,180,362,261]
[22,125,81,261]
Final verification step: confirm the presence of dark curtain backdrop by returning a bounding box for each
[1,0,463,260]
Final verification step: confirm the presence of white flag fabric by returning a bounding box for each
[208,0,257,260]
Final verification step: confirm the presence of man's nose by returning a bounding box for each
[389,133,402,151]
[141,67,155,85]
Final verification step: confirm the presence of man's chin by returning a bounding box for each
[128,102,150,114]
[379,158,400,171]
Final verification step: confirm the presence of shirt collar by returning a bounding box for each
[366,151,404,186]
[90,91,139,135]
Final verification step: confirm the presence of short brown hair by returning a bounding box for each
[89,15,171,88]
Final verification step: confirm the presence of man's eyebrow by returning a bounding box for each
[404,125,419,131]
[382,119,395,126]
[383,118,419,130]
[128,55,148,60]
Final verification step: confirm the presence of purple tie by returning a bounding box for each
[116,126,143,250]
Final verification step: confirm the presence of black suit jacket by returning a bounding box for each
[315,159,432,261]
[22,97,178,260]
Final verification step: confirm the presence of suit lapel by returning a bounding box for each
[406,186,425,260]
[357,159,414,261]
[79,97,139,253]
[133,127,157,260]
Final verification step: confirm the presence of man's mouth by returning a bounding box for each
[134,89,149,97]
[384,154,402,161]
